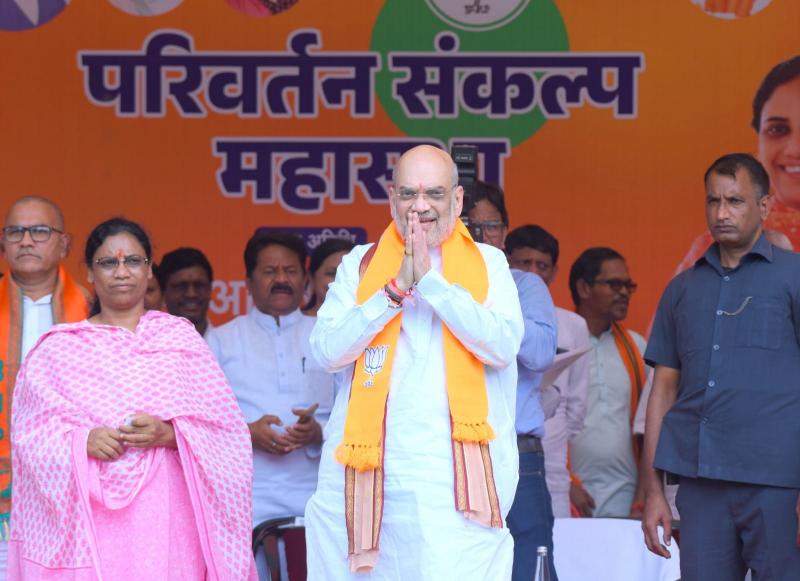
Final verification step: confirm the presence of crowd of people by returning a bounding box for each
[0,55,797,581]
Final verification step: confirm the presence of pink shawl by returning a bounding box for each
[9,310,255,579]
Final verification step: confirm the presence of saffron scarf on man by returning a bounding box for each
[611,322,646,457]
[0,266,88,537]
[336,220,502,572]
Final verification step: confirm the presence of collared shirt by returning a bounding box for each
[21,293,53,361]
[570,327,646,517]
[646,234,800,488]
[202,319,216,344]
[511,269,557,437]
[208,308,334,526]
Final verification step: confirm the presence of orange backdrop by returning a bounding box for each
[1,0,798,331]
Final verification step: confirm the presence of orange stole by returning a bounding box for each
[610,322,646,457]
[0,266,88,523]
[340,221,501,572]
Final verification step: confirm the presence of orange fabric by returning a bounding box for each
[611,322,646,460]
[0,266,88,522]
[340,220,499,571]
[336,219,491,470]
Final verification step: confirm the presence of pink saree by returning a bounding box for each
[7,311,256,580]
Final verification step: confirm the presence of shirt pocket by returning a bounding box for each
[733,295,785,350]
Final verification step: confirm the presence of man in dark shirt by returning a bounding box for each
[642,153,800,580]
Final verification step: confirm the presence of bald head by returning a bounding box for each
[4,196,65,230]
[392,145,459,187]
[389,145,464,248]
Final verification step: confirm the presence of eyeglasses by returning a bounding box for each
[470,221,505,234]
[395,185,456,202]
[2,225,63,243]
[94,255,151,272]
[592,278,638,293]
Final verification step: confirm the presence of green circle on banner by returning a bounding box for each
[371,0,569,146]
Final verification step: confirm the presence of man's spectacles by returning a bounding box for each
[395,185,456,202]
[592,278,638,293]
[470,221,505,235]
[2,225,63,243]
[94,255,151,272]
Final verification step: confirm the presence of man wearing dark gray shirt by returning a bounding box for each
[642,153,800,580]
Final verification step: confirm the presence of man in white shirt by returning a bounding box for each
[158,247,217,342]
[305,145,525,580]
[208,232,332,576]
[0,196,89,575]
[568,247,650,518]
[505,225,592,519]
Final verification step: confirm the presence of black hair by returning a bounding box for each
[505,224,560,266]
[84,217,152,316]
[568,247,625,308]
[309,238,355,275]
[472,181,509,227]
[304,238,355,312]
[703,153,771,199]
[244,232,307,278]
[158,247,213,289]
[751,55,800,132]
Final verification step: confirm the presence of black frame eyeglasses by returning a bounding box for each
[2,225,63,243]
[592,278,638,293]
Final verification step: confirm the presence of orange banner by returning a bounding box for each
[0,0,797,332]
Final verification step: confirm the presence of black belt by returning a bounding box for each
[517,434,543,454]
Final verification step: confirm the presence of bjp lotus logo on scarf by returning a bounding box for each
[363,345,389,387]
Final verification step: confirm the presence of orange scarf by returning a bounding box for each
[611,322,646,458]
[0,266,88,532]
[339,221,501,572]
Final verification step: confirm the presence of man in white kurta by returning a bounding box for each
[567,248,650,518]
[209,233,334,528]
[305,145,524,580]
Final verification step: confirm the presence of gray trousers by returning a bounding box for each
[677,477,800,581]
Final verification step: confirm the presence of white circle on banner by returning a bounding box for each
[425,0,530,31]
[108,0,184,17]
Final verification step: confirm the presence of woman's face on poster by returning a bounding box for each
[758,76,800,208]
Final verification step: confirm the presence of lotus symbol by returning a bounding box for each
[363,345,389,387]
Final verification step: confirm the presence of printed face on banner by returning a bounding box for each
[758,76,800,209]
[705,169,768,249]
[247,244,307,317]
[1,200,68,280]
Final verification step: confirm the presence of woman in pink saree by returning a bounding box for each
[7,218,257,580]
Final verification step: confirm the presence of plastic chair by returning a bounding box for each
[252,516,307,581]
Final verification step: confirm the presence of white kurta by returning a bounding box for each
[569,328,649,517]
[541,308,591,518]
[208,308,334,526]
[306,242,524,581]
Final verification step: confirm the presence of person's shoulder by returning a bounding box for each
[556,307,586,328]
[24,320,91,360]
[214,313,250,337]
[771,246,800,268]
[627,327,647,350]
[476,241,507,265]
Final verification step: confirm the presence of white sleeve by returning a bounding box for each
[414,245,524,369]
[310,245,400,373]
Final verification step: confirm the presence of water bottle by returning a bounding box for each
[534,545,551,581]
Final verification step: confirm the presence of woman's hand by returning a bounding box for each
[87,427,124,461]
[119,414,177,449]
